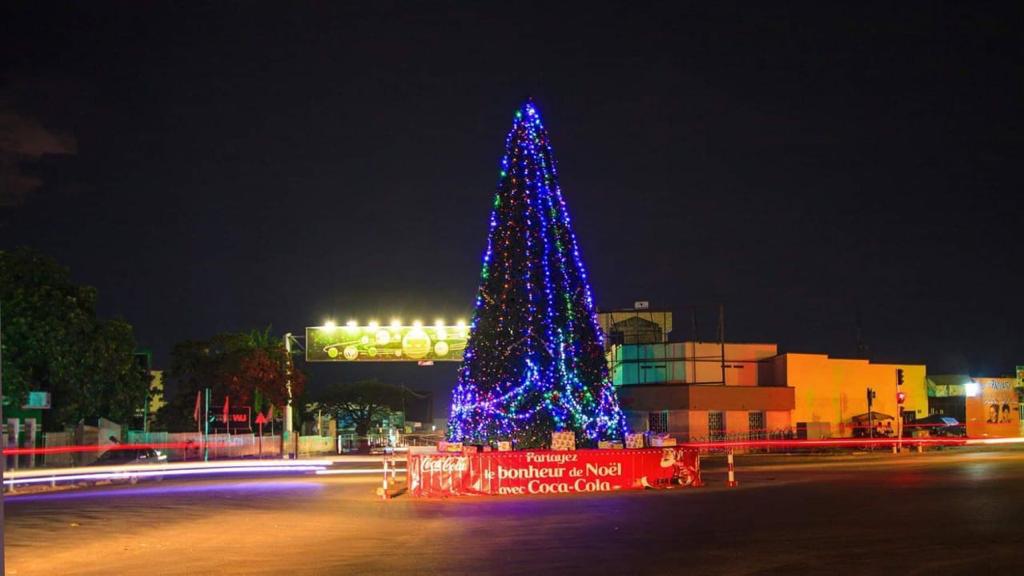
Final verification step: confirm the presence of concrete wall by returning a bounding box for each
[766,410,791,432]
[725,411,748,437]
[618,384,794,412]
[686,410,708,440]
[771,353,928,437]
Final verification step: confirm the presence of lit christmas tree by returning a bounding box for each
[448,101,627,448]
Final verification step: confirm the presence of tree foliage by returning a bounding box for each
[157,328,304,431]
[312,379,408,436]
[0,248,150,429]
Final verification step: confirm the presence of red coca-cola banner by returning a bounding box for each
[409,448,701,497]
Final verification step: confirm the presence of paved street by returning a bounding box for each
[6,449,1024,575]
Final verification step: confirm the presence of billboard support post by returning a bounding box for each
[203,387,210,461]
[284,333,294,450]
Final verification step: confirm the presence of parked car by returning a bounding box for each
[912,414,965,437]
[88,448,167,484]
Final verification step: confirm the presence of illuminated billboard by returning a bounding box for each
[306,323,469,362]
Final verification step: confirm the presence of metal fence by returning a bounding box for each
[335,432,445,453]
[125,431,335,460]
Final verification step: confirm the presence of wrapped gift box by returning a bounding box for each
[550,431,576,451]
[625,433,646,449]
[444,442,464,453]
[650,434,677,447]
[497,441,512,452]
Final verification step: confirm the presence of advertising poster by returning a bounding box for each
[306,324,469,362]
[966,378,1020,437]
[409,448,701,497]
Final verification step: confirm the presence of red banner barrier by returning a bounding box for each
[409,448,701,497]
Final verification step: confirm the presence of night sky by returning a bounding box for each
[3,2,1022,413]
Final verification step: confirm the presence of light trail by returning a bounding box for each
[315,468,408,475]
[2,442,220,456]
[4,464,327,487]
[677,436,1024,450]
[3,459,333,487]
[965,437,1024,446]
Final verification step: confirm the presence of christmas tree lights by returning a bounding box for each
[448,101,627,448]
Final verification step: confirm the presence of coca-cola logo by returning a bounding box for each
[420,456,469,473]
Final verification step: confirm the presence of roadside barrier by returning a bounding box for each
[380,455,391,500]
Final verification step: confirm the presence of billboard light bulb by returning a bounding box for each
[368,321,379,329]
[390,319,401,328]
[965,382,980,397]
[323,320,337,331]
[345,320,357,328]
[413,320,423,328]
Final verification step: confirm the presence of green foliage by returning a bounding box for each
[0,248,150,429]
[312,379,408,436]
[158,328,304,431]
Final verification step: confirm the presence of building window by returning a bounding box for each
[648,411,668,434]
[748,411,765,440]
[708,411,725,441]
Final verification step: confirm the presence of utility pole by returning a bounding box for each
[143,391,150,434]
[690,306,698,384]
[284,333,294,435]
[718,304,726,385]
[204,387,210,461]
[896,368,905,454]
[1,304,6,573]
[867,387,875,440]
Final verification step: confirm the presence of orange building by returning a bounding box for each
[766,353,927,438]
[612,336,942,441]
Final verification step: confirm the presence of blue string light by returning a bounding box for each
[448,101,627,448]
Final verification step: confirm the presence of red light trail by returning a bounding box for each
[2,442,222,456]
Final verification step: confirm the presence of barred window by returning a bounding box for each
[648,411,668,434]
[708,411,725,440]
[748,411,765,440]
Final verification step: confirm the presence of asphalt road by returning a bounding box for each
[5,449,1024,575]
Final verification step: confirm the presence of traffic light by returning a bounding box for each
[896,391,906,404]
[896,368,904,387]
